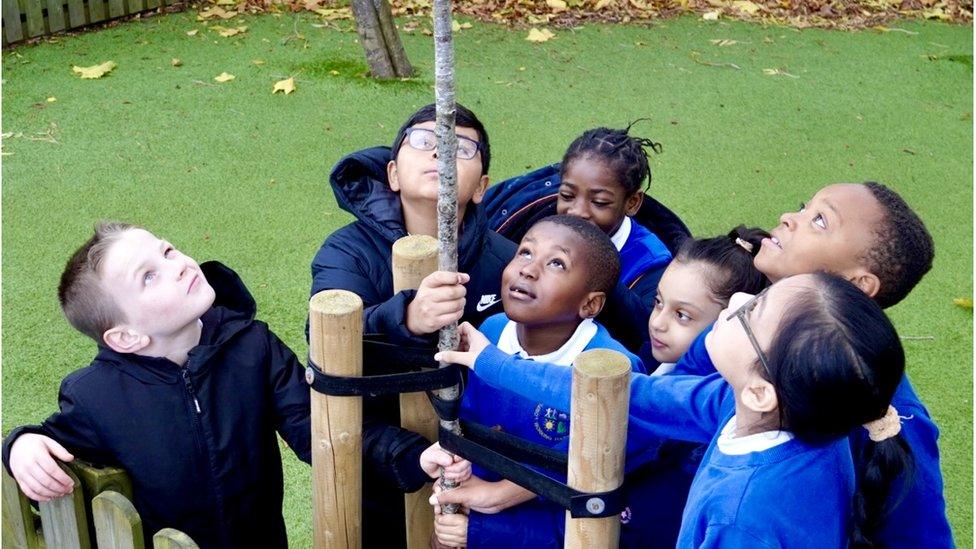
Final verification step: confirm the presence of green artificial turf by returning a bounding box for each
[2,11,971,548]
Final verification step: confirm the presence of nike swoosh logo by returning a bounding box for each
[476,297,502,312]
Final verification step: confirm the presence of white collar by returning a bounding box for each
[496,318,598,366]
[650,362,676,377]
[716,416,794,455]
[609,216,632,252]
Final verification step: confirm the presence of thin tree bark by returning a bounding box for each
[373,0,413,77]
[432,0,462,516]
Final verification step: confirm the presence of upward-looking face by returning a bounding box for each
[388,120,489,219]
[648,260,725,364]
[100,229,215,338]
[501,222,599,327]
[705,275,812,390]
[754,184,883,284]
[557,156,642,236]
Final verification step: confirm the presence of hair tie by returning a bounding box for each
[734,237,753,253]
[863,405,902,442]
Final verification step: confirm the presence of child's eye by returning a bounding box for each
[518,248,532,259]
[547,258,566,270]
[798,202,806,212]
[813,214,827,229]
[143,272,156,286]
[163,246,174,258]
[676,310,693,322]
[558,192,574,201]
[591,201,612,208]
[653,296,663,309]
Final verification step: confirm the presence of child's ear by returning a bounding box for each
[739,377,778,414]
[387,160,401,192]
[103,326,150,355]
[847,269,881,300]
[470,175,490,205]
[578,292,607,319]
[624,192,643,217]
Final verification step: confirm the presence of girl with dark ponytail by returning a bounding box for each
[438,273,913,547]
[647,225,769,374]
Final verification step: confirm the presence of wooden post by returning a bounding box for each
[309,290,363,549]
[564,349,631,549]
[152,529,199,549]
[392,235,440,549]
[2,466,41,548]
[92,491,144,549]
[38,463,90,549]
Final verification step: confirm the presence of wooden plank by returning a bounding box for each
[3,467,42,549]
[22,0,46,37]
[69,461,132,501]
[152,529,199,549]
[86,0,106,24]
[66,0,86,28]
[44,0,67,33]
[92,491,144,549]
[144,0,159,11]
[124,0,143,16]
[1,0,25,44]
[38,465,90,549]
[106,0,123,20]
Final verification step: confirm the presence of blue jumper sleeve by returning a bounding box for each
[474,345,732,453]
[671,326,717,376]
[698,524,777,549]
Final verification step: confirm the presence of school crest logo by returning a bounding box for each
[533,404,570,441]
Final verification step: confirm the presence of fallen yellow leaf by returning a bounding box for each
[525,28,555,43]
[702,10,720,20]
[594,0,613,9]
[197,6,235,20]
[953,297,973,310]
[451,20,461,32]
[186,29,199,36]
[214,72,236,83]
[731,0,760,14]
[72,61,117,79]
[314,7,352,20]
[171,58,183,67]
[710,39,740,46]
[215,25,247,37]
[546,0,567,11]
[272,77,295,95]
[252,59,266,65]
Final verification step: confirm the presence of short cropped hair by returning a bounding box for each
[861,182,935,308]
[536,215,620,295]
[391,103,491,175]
[58,221,135,342]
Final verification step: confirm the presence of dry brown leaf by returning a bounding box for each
[731,0,760,14]
[186,29,199,36]
[252,59,266,65]
[702,10,720,20]
[171,58,183,67]
[525,27,555,42]
[546,0,567,11]
[710,38,740,46]
[214,72,236,83]
[314,7,352,20]
[72,61,117,79]
[953,297,973,309]
[272,77,296,94]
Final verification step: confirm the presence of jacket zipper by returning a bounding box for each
[181,368,202,414]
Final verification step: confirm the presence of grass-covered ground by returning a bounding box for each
[2,11,971,547]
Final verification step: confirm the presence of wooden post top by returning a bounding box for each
[392,234,439,259]
[573,349,632,378]
[309,290,363,316]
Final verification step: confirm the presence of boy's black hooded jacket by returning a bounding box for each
[2,262,311,549]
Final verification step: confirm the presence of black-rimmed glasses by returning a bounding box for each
[726,289,772,376]
[402,127,483,161]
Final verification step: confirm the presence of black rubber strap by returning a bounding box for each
[459,420,567,472]
[428,392,462,422]
[305,359,460,397]
[438,426,625,519]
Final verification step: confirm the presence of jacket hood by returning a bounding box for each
[93,261,258,383]
[329,145,494,271]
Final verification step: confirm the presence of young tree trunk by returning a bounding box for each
[431,0,462,515]
[350,0,413,79]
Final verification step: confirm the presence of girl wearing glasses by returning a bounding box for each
[436,273,912,548]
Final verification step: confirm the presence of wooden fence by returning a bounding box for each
[1,0,181,46]
[2,460,198,549]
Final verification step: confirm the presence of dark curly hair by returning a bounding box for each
[560,123,663,195]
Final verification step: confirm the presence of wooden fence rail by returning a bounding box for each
[1,0,180,46]
[2,461,197,549]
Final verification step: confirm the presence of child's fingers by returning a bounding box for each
[41,438,74,463]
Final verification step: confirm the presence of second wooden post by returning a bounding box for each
[392,235,441,549]
[309,290,363,549]
[564,349,631,549]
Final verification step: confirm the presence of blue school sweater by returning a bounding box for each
[614,216,673,308]
[461,314,644,547]
[670,328,953,548]
[473,351,857,547]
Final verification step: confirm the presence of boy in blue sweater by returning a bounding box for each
[422,215,643,548]
[3,222,311,548]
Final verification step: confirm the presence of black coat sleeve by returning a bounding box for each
[265,328,312,464]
